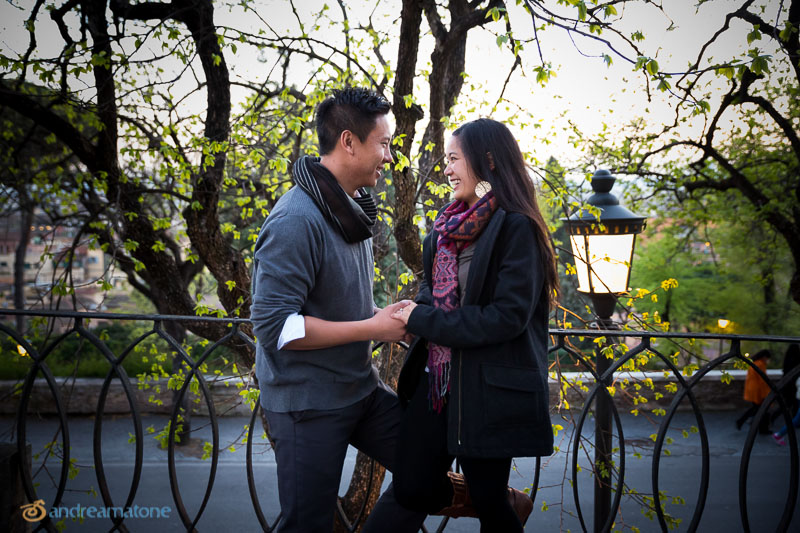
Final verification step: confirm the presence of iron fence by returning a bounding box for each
[1,309,798,532]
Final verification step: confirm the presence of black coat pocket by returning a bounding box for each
[481,363,546,427]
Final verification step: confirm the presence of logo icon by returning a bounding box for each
[20,499,46,522]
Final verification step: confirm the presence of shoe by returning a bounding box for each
[773,433,787,446]
[434,472,533,525]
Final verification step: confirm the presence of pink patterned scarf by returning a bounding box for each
[428,193,498,411]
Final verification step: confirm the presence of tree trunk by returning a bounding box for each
[165,320,192,445]
[391,0,426,277]
[332,3,429,526]
[13,204,33,333]
[335,3,505,527]
[333,342,408,533]
[333,2,426,525]
[416,26,468,225]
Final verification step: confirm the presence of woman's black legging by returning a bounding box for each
[392,374,523,533]
[737,401,771,433]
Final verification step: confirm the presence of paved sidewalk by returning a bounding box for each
[2,411,797,532]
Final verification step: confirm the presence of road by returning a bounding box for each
[2,411,797,532]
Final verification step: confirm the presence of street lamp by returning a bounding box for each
[564,169,647,322]
[717,318,730,357]
[563,169,647,532]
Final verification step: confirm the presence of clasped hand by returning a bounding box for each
[371,300,416,344]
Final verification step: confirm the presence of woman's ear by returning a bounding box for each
[486,151,496,171]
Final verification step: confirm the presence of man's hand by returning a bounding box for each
[369,301,411,342]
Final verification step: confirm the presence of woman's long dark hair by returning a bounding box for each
[752,349,771,362]
[452,118,559,308]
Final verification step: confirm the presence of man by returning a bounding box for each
[250,87,425,532]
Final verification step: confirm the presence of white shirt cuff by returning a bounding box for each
[277,313,306,349]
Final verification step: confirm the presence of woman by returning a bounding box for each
[390,118,557,531]
[736,349,772,433]
[772,375,800,446]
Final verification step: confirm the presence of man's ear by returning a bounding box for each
[340,130,355,155]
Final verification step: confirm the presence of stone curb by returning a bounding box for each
[0,370,782,417]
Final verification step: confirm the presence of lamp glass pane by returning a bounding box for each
[569,235,591,292]
[569,234,634,293]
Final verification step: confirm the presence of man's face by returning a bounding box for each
[350,114,393,189]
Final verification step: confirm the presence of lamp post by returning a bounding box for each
[717,318,730,357]
[563,169,646,532]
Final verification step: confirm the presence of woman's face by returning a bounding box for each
[444,136,480,207]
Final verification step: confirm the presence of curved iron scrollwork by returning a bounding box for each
[549,330,800,533]
[1,309,799,532]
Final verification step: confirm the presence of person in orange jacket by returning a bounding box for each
[736,349,773,434]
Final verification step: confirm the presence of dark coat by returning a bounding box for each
[398,207,554,458]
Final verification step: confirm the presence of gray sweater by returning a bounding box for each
[250,186,378,412]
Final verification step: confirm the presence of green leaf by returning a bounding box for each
[779,21,796,41]
[750,54,770,74]
[533,63,555,85]
[746,25,761,44]
[486,6,504,22]
[394,152,410,171]
[717,66,735,79]
[201,441,213,461]
[577,1,587,21]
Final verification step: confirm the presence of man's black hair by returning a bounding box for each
[316,87,391,155]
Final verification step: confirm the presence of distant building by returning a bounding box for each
[0,210,107,313]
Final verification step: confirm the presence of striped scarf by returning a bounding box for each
[428,193,498,411]
[292,156,377,243]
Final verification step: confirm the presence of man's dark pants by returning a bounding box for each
[264,380,427,532]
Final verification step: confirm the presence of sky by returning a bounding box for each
[0,0,785,169]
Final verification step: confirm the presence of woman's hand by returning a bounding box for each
[391,301,417,325]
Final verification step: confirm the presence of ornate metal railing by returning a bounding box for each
[1,309,798,532]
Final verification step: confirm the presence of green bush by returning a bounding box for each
[0,320,238,380]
